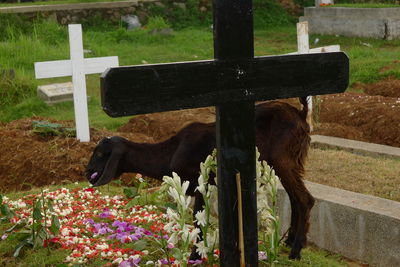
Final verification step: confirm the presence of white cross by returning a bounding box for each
[34,24,119,142]
[293,21,340,131]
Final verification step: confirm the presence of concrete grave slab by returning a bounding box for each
[311,135,400,158]
[37,82,74,104]
[300,7,400,40]
[277,181,400,267]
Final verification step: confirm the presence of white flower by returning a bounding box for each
[189,228,201,243]
[195,210,207,227]
[195,241,209,258]
[196,175,206,195]
[145,261,154,265]
[61,228,70,236]
[112,258,123,264]
[182,181,189,195]
[167,232,178,244]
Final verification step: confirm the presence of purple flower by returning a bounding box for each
[85,218,95,225]
[258,251,267,260]
[92,222,113,235]
[160,258,170,265]
[188,259,203,265]
[99,208,112,219]
[119,256,141,267]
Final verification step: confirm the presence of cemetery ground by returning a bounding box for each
[1,16,400,266]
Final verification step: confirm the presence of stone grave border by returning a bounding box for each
[277,135,400,267]
[300,7,400,40]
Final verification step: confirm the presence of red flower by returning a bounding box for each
[84,188,95,193]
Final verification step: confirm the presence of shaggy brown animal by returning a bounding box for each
[86,98,313,260]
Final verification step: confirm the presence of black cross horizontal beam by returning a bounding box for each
[101,52,349,117]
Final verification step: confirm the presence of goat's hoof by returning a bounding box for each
[288,250,301,260]
[189,250,201,261]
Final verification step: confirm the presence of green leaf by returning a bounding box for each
[14,239,32,258]
[132,240,147,251]
[47,199,54,212]
[171,248,183,260]
[33,201,42,221]
[164,202,177,211]
[6,219,27,233]
[1,204,13,218]
[123,187,138,198]
[34,227,48,248]
[50,215,60,235]
[125,197,140,209]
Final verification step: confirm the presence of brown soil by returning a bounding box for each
[2,78,400,192]
[314,92,400,147]
[361,76,400,98]
[0,117,154,193]
[118,107,216,141]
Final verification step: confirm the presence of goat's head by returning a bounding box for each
[86,136,127,187]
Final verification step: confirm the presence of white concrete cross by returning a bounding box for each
[34,24,119,142]
[294,21,340,131]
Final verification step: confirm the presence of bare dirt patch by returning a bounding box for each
[0,117,155,193]
[118,107,216,141]
[362,76,400,98]
[314,92,400,147]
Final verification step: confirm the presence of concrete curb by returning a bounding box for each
[300,7,400,40]
[311,135,400,158]
[277,181,400,267]
[0,0,156,13]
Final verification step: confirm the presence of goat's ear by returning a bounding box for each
[93,148,123,187]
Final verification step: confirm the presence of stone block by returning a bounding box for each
[277,181,400,267]
[301,7,400,39]
[37,82,73,104]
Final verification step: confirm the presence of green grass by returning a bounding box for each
[1,12,400,127]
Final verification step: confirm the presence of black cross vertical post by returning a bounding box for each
[100,0,349,265]
[213,0,258,265]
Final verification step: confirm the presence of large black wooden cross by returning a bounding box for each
[101,0,348,265]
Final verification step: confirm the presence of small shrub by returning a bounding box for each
[146,16,171,31]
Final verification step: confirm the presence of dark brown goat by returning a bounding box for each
[86,98,314,260]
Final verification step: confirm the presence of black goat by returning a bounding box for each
[86,98,314,260]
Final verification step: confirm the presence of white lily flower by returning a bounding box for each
[195,210,207,227]
[196,175,206,195]
[182,181,189,195]
[189,228,201,243]
[196,241,209,258]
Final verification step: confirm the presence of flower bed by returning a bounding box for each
[1,186,215,266]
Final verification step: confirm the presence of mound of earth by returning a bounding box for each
[357,76,400,98]
[315,92,400,147]
[118,107,216,141]
[3,77,400,192]
[0,117,154,192]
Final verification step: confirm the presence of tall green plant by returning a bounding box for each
[256,149,281,265]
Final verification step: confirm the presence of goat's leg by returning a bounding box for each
[284,197,299,248]
[273,166,300,249]
[284,179,314,260]
[189,192,205,260]
[275,165,314,260]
